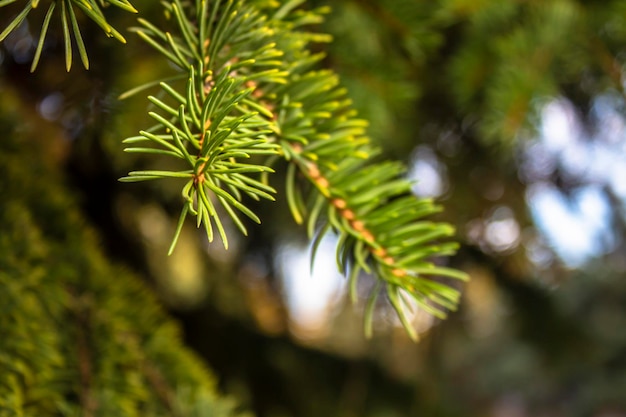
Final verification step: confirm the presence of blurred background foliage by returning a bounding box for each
[3,0,626,416]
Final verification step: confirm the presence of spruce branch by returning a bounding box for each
[260,4,469,340]
[120,0,468,339]
[121,0,285,251]
[0,0,137,71]
[120,68,279,252]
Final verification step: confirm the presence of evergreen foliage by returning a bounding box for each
[113,0,468,340]
[4,0,626,416]
[0,0,137,71]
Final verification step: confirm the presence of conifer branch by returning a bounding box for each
[117,0,468,339]
[257,7,468,338]
[0,0,137,71]
[120,0,285,250]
